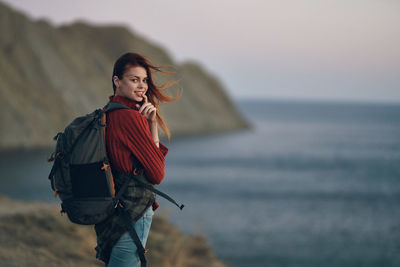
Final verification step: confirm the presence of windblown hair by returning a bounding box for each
[112,52,182,140]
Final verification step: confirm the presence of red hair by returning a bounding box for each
[112,52,182,139]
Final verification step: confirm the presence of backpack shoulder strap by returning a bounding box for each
[103,101,131,113]
[119,204,148,267]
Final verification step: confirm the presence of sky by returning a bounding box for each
[3,0,400,103]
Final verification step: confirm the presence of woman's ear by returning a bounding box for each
[113,75,120,89]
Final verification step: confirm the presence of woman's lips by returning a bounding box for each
[135,91,144,97]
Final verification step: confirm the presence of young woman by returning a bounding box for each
[94,52,181,266]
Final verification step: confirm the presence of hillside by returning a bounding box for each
[0,195,227,267]
[0,1,250,149]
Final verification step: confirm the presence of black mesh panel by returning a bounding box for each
[70,161,111,198]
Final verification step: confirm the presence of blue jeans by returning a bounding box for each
[107,206,154,267]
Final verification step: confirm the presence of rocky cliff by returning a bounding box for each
[0,1,249,149]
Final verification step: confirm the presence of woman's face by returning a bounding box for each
[114,65,148,102]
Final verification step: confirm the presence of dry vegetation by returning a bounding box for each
[0,196,226,267]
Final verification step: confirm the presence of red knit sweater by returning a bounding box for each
[105,95,169,209]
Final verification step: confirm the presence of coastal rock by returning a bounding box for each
[0,2,250,149]
[0,195,227,267]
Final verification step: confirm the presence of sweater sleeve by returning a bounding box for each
[117,110,168,184]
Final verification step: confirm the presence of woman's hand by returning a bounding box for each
[136,94,157,123]
[136,94,160,147]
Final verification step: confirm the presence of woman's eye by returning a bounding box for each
[131,79,138,82]
[143,79,148,83]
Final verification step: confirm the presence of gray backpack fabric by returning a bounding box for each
[47,101,183,267]
[47,101,131,224]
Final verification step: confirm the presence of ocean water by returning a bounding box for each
[1,99,400,267]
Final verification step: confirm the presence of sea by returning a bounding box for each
[1,98,400,267]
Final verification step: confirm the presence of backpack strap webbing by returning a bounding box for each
[114,171,184,267]
[129,174,185,210]
[118,202,148,267]
[116,172,185,210]
[112,174,131,208]
[103,101,131,113]
[109,172,150,267]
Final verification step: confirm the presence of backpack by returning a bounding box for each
[47,101,183,267]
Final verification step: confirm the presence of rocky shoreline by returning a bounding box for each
[0,195,227,267]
